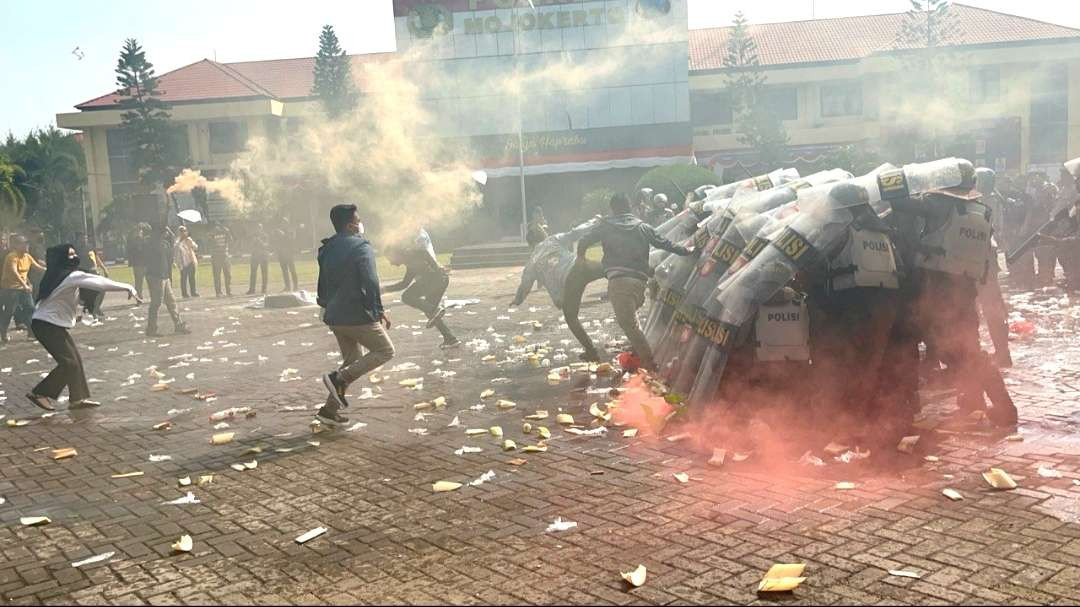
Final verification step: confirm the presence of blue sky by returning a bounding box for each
[1,0,1077,139]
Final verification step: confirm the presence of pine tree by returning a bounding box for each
[115,39,183,191]
[312,25,358,120]
[723,12,788,168]
[896,0,959,50]
[891,0,965,160]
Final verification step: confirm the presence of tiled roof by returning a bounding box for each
[689,3,1080,71]
[75,53,394,110]
[75,4,1080,109]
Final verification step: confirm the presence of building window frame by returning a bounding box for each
[209,121,247,155]
[820,81,863,118]
[970,66,1000,104]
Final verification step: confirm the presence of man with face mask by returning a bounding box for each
[317,204,395,427]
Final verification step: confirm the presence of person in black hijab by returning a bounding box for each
[27,244,139,410]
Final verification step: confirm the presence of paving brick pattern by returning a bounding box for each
[0,268,1078,605]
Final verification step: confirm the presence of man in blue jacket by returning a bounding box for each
[317,204,395,426]
[577,193,692,371]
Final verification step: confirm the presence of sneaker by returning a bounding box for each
[316,407,349,427]
[70,399,102,409]
[26,393,55,411]
[439,339,462,349]
[426,306,447,328]
[323,371,350,409]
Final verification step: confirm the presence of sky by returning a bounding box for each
[1,0,1078,139]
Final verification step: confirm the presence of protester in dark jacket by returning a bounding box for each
[144,225,189,337]
[317,204,395,427]
[383,228,460,348]
[577,193,692,370]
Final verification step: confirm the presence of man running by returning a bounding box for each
[317,204,395,426]
[576,193,692,371]
[383,228,460,348]
[511,218,605,360]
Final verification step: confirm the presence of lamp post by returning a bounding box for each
[512,2,537,243]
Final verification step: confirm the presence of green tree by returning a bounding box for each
[312,25,358,120]
[115,38,185,191]
[5,128,86,239]
[723,12,788,168]
[0,153,27,229]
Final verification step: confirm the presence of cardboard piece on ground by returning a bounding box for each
[942,488,964,501]
[896,435,920,453]
[295,527,327,544]
[758,563,807,592]
[210,432,234,445]
[621,564,646,587]
[172,535,193,553]
[52,448,77,460]
[982,467,1017,490]
[72,551,115,568]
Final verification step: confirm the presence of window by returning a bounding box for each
[209,121,247,154]
[764,87,798,121]
[821,82,862,117]
[970,67,1000,103]
[1029,63,1068,164]
[105,128,137,184]
[689,90,732,126]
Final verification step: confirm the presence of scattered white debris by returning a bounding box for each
[546,517,578,532]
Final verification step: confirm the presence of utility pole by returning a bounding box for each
[513,2,536,243]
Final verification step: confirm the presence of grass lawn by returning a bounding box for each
[103,254,450,294]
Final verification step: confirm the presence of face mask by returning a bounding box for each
[66,255,80,268]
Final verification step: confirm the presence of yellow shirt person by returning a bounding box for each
[1,250,45,291]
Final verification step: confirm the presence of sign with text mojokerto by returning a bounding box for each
[392,0,691,172]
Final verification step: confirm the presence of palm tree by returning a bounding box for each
[0,154,27,229]
[14,127,85,238]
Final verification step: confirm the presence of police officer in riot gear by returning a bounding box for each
[913,188,1018,427]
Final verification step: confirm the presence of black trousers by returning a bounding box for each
[402,271,455,342]
[179,264,198,297]
[31,319,90,402]
[278,255,298,291]
[212,255,232,295]
[248,256,268,294]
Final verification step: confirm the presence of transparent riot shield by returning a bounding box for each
[685,182,871,407]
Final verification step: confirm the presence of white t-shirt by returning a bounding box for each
[32,271,137,328]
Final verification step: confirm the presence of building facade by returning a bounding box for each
[57,3,1080,235]
[688,5,1080,179]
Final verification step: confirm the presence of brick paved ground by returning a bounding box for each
[0,266,1078,605]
